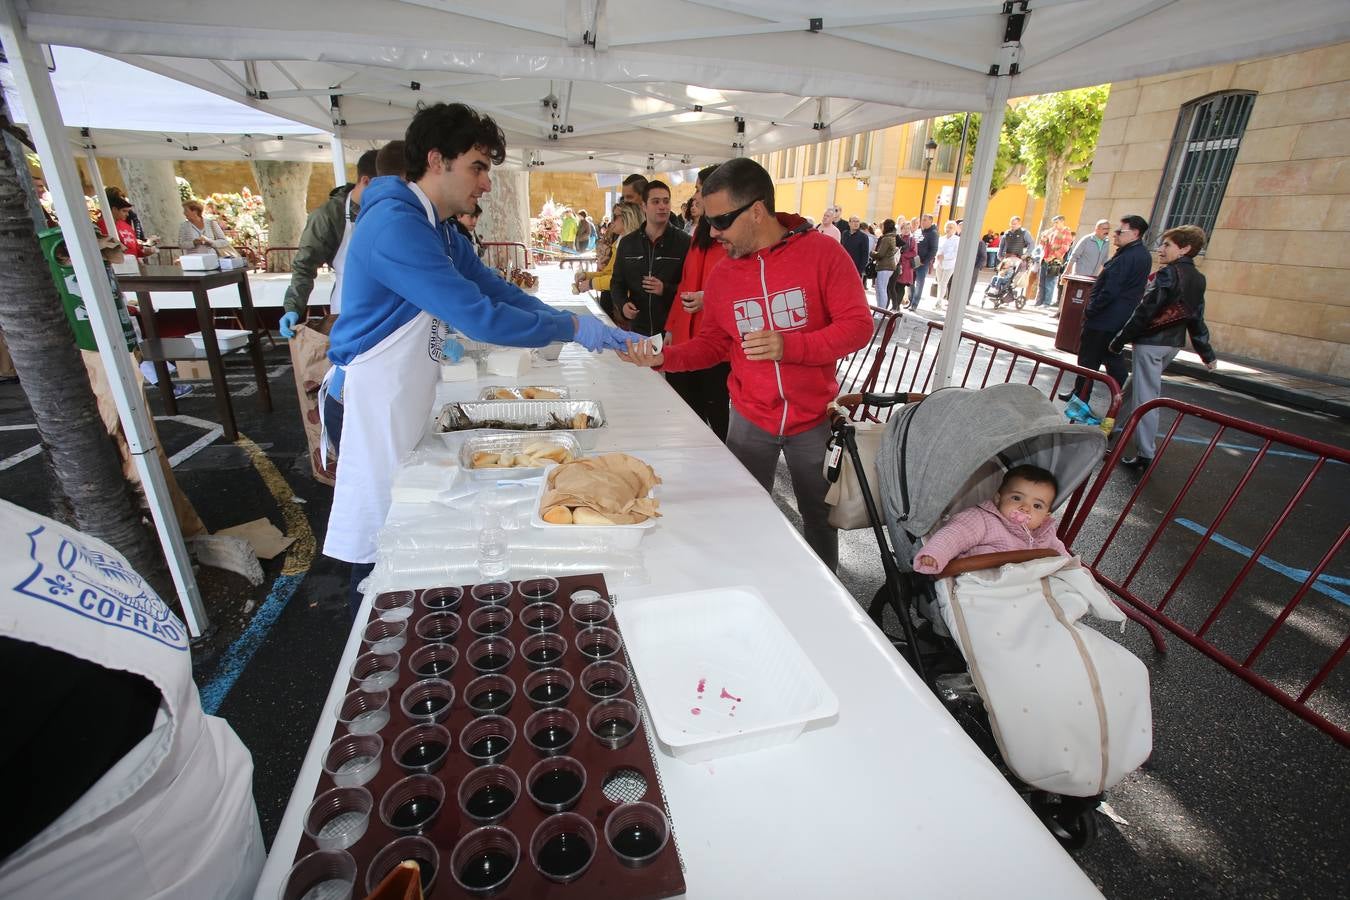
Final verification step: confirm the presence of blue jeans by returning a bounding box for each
[1038,263,1060,306]
[908,265,928,309]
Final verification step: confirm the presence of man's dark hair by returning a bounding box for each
[641,180,671,203]
[1120,214,1149,239]
[622,173,649,193]
[375,140,406,177]
[696,164,720,186]
[1001,464,1059,497]
[404,103,506,182]
[700,157,775,215]
[356,149,379,181]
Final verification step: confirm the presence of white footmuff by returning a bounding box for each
[935,556,1153,797]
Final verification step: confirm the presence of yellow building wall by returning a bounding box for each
[798,180,831,221]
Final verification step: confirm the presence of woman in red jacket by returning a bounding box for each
[665,165,731,440]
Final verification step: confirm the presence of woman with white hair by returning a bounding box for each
[933,220,961,305]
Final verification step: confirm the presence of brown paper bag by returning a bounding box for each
[288,315,340,485]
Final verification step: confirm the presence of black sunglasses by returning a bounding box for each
[706,199,759,231]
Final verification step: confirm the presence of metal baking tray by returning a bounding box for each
[434,399,606,449]
[476,385,570,401]
[457,432,582,480]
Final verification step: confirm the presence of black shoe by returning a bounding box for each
[1057,390,1075,401]
[1121,456,1152,469]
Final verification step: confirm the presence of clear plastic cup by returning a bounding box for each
[568,587,603,605]
[525,707,579,756]
[361,618,407,655]
[575,625,621,661]
[379,773,445,834]
[568,597,612,627]
[450,826,520,897]
[517,576,559,602]
[322,733,382,788]
[464,673,515,717]
[336,688,390,736]
[459,714,516,765]
[530,812,596,883]
[373,590,414,621]
[526,755,587,812]
[363,835,439,895]
[468,605,513,637]
[392,722,452,775]
[279,848,356,900]
[470,580,514,606]
[408,642,459,680]
[303,786,372,851]
[520,601,563,632]
[415,611,462,644]
[467,635,515,674]
[399,678,454,725]
[350,650,400,693]
[523,666,574,709]
[421,585,463,612]
[580,660,630,701]
[587,698,639,750]
[457,763,520,825]
[520,631,567,668]
[604,801,671,868]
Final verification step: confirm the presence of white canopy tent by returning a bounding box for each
[4,0,1347,629]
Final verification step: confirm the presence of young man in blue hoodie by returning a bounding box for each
[323,103,631,615]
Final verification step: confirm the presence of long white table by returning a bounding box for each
[254,268,1100,898]
[127,270,333,310]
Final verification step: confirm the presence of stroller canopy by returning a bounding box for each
[875,383,1106,570]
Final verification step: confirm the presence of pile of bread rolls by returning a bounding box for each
[488,387,562,400]
[470,439,575,470]
[540,453,661,526]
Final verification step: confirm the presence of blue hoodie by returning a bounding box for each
[327,176,574,364]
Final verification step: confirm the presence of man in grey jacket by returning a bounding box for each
[1068,219,1112,276]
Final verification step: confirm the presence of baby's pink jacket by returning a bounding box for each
[913,500,1069,574]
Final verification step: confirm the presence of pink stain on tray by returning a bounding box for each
[719,687,742,703]
[696,678,707,695]
[690,707,701,715]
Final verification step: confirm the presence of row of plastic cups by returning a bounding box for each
[373,577,601,621]
[360,608,617,659]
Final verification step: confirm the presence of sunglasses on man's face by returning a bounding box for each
[706,199,758,231]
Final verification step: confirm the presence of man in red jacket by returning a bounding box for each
[618,158,873,570]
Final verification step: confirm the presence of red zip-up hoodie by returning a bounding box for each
[660,213,873,436]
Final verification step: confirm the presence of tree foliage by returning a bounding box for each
[933,105,1025,196]
[1014,84,1110,198]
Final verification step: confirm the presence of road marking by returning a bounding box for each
[199,431,316,715]
[1174,517,1350,606]
[1169,434,1343,464]
[0,416,223,470]
[0,445,42,471]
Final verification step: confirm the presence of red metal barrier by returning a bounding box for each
[1063,398,1350,746]
[482,241,531,272]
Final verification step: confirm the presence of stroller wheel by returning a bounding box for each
[1030,792,1099,851]
[1014,293,1027,310]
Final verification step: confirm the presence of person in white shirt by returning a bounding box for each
[817,207,842,242]
[933,220,962,305]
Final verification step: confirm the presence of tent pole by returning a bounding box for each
[329,134,348,188]
[83,148,110,225]
[931,74,1013,389]
[0,0,210,636]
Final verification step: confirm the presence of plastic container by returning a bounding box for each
[433,399,606,450]
[459,432,581,481]
[186,328,249,351]
[529,477,656,550]
[477,385,570,401]
[321,733,382,788]
[303,786,372,851]
[614,585,840,763]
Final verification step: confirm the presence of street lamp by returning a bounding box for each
[918,138,938,219]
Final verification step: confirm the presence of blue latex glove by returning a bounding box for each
[279,311,300,339]
[441,337,465,364]
[573,314,631,352]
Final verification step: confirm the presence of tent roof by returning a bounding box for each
[12,1,1350,171]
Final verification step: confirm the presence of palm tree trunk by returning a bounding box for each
[0,96,163,577]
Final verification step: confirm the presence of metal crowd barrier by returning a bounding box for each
[482,241,531,272]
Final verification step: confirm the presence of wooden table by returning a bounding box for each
[118,266,272,442]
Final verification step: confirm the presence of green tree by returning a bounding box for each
[1014,85,1110,231]
[933,105,1025,197]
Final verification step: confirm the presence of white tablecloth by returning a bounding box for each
[127,271,333,310]
[254,268,1100,899]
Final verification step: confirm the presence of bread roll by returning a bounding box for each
[521,387,560,400]
[542,505,574,525]
[471,451,497,468]
[571,507,615,526]
[492,388,517,400]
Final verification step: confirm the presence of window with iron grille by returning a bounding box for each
[1150,91,1255,242]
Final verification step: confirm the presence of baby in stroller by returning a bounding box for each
[914,465,1067,574]
[984,255,1025,308]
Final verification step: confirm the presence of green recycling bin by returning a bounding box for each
[39,226,137,352]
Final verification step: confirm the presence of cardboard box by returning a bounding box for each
[173,359,212,381]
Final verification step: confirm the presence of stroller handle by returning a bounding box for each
[832,392,926,423]
[936,548,1062,578]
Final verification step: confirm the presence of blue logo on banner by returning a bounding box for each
[15,526,188,651]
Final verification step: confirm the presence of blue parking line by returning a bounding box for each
[1174,518,1350,606]
[1170,434,1344,464]
[200,573,305,715]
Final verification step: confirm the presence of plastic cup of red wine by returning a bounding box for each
[373,590,414,621]
[420,585,463,612]
[336,687,390,736]
[520,631,567,668]
[520,601,563,632]
[408,642,459,680]
[470,580,514,606]
[415,611,462,644]
[464,673,515,717]
[460,714,516,765]
[575,625,621,661]
[457,763,520,826]
[605,801,671,868]
[279,848,356,900]
[468,605,513,637]
[350,650,400,693]
[568,597,612,627]
[525,707,579,756]
[303,786,372,851]
[517,576,559,602]
[378,773,445,834]
[392,722,452,775]
[587,698,639,750]
[450,825,520,897]
[399,678,454,725]
[468,635,515,674]
[529,812,597,884]
[361,618,406,655]
[364,835,439,895]
[523,666,574,709]
[526,755,587,812]
[580,660,630,702]
[322,732,382,788]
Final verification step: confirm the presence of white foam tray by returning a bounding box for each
[187,328,249,351]
[615,586,838,763]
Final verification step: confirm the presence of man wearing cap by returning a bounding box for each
[99,189,157,260]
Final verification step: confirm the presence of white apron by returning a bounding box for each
[0,499,265,899]
[328,193,355,315]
